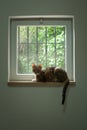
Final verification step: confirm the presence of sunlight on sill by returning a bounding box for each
[8,80,76,87]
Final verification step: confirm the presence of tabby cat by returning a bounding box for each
[32,64,69,105]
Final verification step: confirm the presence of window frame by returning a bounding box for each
[8,15,75,83]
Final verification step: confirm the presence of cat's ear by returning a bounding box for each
[39,64,42,69]
[32,64,36,68]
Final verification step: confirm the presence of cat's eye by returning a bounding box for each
[8,15,75,83]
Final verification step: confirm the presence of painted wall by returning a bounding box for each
[0,0,87,129]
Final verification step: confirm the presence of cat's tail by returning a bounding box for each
[62,79,69,105]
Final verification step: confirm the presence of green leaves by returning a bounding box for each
[17,26,65,74]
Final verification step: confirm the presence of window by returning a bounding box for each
[8,15,75,82]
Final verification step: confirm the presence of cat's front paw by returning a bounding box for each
[32,79,37,82]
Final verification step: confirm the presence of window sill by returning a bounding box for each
[8,80,76,87]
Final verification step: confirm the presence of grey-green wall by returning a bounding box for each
[0,0,87,130]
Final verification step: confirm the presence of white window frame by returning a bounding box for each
[8,15,75,82]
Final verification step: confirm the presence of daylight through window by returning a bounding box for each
[17,26,65,74]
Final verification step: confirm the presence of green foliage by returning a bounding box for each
[17,26,65,74]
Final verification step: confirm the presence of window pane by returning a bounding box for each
[19,26,27,43]
[47,43,55,66]
[56,26,65,69]
[38,43,46,69]
[38,26,45,43]
[17,43,28,73]
[47,26,55,44]
[17,26,28,74]
[29,26,36,73]
[29,43,36,73]
[29,26,36,43]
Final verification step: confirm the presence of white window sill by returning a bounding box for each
[8,80,76,87]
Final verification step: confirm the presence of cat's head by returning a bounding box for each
[32,64,42,74]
